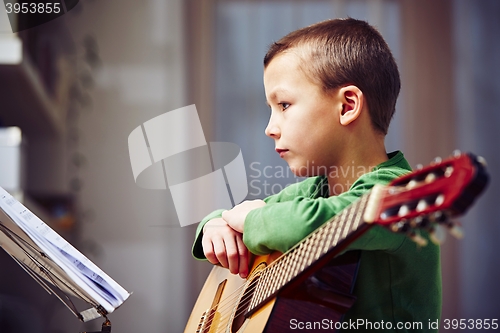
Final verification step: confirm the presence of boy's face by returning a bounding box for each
[264,52,346,177]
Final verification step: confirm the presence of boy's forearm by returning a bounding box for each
[243,194,357,255]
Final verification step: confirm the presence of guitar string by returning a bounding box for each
[203,209,357,332]
[210,254,314,333]
[204,259,288,324]
[201,177,329,325]
[199,269,265,328]
[200,246,297,326]
[200,190,369,331]
[200,268,275,333]
[240,208,368,332]
[201,202,362,332]
[211,218,347,333]
[204,247,316,330]
[202,245,300,328]
[209,276,263,332]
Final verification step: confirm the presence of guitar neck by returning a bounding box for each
[247,190,374,315]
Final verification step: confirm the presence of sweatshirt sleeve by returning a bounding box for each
[191,177,325,259]
[243,168,409,255]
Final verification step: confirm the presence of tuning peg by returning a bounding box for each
[398,205,410,217]
[409,232,428,247]
[435,195,445,207]
[476,156,487,167]
[432,157,442,165]
[414,215,430,228]
[406,179,418,189]
[415,164,423,170]
[429,225,447,245]
[444,166,454,178]
[416,200,428,212]
[391,221,410,233]
[425,173,437,183]
[452,149,462,157]
[432,211,448,223]
[447,222,464,239]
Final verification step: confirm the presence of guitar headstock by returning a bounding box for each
[364,151,489,245]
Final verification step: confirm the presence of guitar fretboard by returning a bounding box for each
[247,192,371,314]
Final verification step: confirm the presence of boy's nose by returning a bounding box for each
[265,118,280,138]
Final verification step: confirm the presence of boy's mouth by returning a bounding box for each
[275,148,289,158]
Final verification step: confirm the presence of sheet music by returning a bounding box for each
[0,186,130,316]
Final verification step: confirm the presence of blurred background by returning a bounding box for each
[0,0,498,332]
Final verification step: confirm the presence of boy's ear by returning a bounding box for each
[338,85,364,126]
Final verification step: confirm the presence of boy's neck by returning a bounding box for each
[327,135,388,197]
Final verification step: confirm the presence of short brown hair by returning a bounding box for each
[264,18,400,134]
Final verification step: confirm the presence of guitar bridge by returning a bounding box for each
[196,279,227,333]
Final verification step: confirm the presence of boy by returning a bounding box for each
[192,18,440,332]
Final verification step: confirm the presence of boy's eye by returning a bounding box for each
[279,103,290,111]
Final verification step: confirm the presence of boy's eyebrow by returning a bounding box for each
[267,88,289,103]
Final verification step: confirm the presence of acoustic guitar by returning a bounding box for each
[184,152,489,333]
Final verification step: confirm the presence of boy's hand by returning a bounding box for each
[202,218,249,278]
[222,199,266,233]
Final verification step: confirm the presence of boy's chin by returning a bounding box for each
[288,165,315,178]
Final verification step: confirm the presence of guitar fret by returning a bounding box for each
[344,202,358,238]
[325,219,343,253]
[352,194,369,231]
[248,192,374,315]
[271,263,286,298]
[274,261,286,295]
[309,233,319,254]
[320,222,333,253]
[321,222,339,250]
[289,250,300,280]
[266,265,279,295]
[277,258,287,290]
[283,256,292,283]
[254,269,269,306]
[294,243,306,276]
[331,208,348,248]
[298,244,309,272]
[269,265,280,296]
[276,264,287,292]
[313,225,326,260]
[322,216,339,254]
[304,239,314,269]
[340,201,358,241]
[272,271,281,295]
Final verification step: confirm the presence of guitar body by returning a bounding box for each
[185,252,360,333]
[184,254,276,333]
[185,153,489,333]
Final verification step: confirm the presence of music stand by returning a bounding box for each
[0,188,130,332]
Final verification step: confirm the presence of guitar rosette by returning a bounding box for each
[128,105,248,226]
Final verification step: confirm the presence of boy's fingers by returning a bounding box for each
[213,240,229,269]
[236,234,249,278]
[224,235,240,275]
[201,236,218,265]
[201,218,248,277]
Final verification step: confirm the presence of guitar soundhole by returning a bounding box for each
[231,273,261,332]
